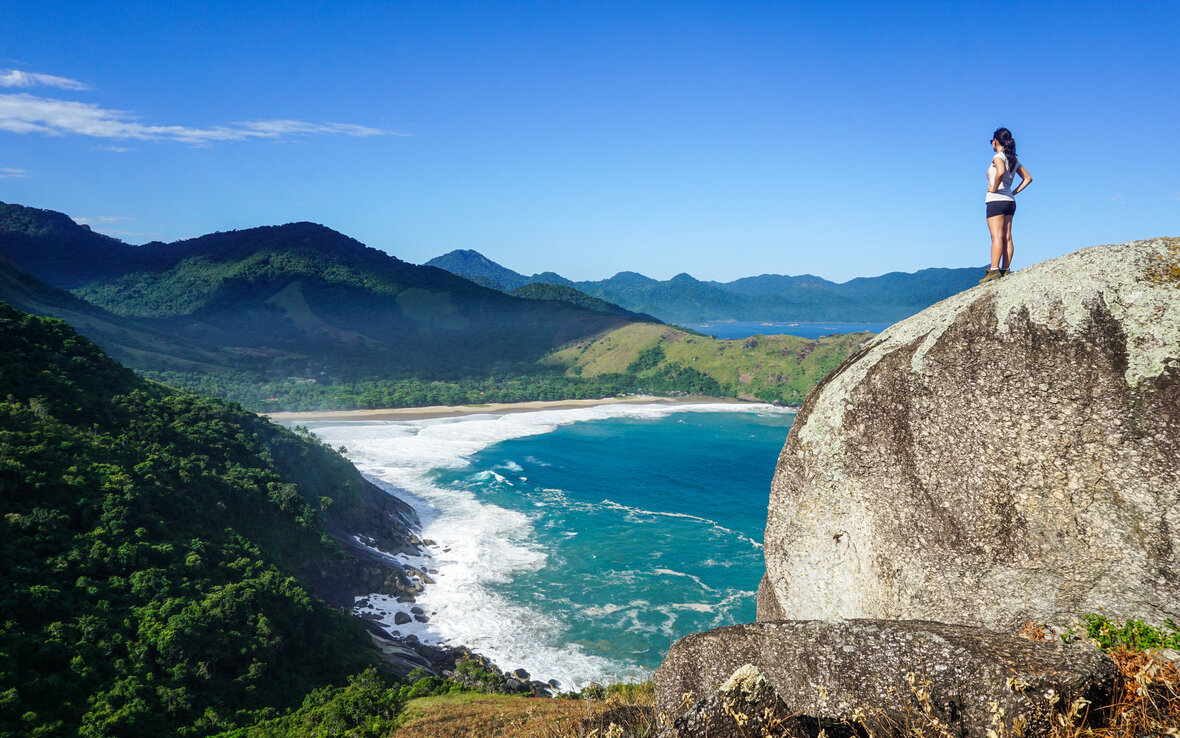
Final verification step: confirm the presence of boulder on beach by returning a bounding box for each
[654,620,1118,738]
[759,237,1180,629]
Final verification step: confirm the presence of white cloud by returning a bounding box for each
[0,69,90,91]
[90,228,162,239]
[73,215,131,226]
[236,119,399,137]
[73,216,163,240]
[0,92,397,144]
[0,167,28,178]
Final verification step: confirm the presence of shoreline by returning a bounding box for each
[283,393,796,689]
[264,394,762,422]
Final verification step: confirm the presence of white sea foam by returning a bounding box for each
[600,500,764,549]
[700,558,737,568]
[295,402,787,689]
[581,603,626,617]
[652,567,715,592]
[668,603,715,613]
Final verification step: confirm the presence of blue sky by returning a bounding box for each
[2,1,1176,282]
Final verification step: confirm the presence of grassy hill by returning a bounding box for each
[543,322,868,404]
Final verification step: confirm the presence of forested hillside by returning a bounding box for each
[508,282,658,321]
[0,203,870,412]
[0,303,395,735]
[0,203,635,379]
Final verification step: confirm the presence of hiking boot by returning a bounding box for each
[978,269,1003,284]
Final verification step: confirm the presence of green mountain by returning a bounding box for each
[0,202,139,288]
[0,203,635,379]
[0,203,869,411]
[0,302,422,735]
[427,249,980,323]
[508,282,659,322]
[425,248,532,291]
[424,251,645,318]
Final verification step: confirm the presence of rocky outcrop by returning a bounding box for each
[661,664,808,738]
[654,620,1118,738]
[302,478,426,608]
[760,237,1180,630]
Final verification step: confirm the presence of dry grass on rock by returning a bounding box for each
[1016,621,1180,738]
[1062,646,1180,738]
[392,683,659,738]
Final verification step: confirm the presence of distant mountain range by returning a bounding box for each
[0,201,892,409]
[0,202,640,379]
[427,249,980,324]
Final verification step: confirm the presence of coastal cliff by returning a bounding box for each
[758,236,1180,629]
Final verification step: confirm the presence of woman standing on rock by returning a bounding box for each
[980,127,1032,284]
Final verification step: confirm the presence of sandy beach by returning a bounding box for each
[264,394,755,422]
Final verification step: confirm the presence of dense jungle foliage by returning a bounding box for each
[143,363,723,413]
[0,303,393,736]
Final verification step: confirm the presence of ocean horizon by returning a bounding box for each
[298,402,794,690]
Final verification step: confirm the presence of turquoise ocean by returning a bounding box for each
[302,403,794,689]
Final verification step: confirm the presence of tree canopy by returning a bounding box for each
[0,303,382,736]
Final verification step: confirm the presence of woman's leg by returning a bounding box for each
[1000,215,1014,270]
[987,214,1006,270]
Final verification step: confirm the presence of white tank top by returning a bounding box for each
[986,152,1016,202]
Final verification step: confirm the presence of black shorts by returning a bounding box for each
[986,200,1016,217]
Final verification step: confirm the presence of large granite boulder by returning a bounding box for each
[760,237,1180,630]
[654,620,1118,738]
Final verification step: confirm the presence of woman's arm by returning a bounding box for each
[1012,164,1033,195]
[988,154,1006,193]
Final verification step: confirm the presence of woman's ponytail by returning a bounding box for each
[993,127,1018,170]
